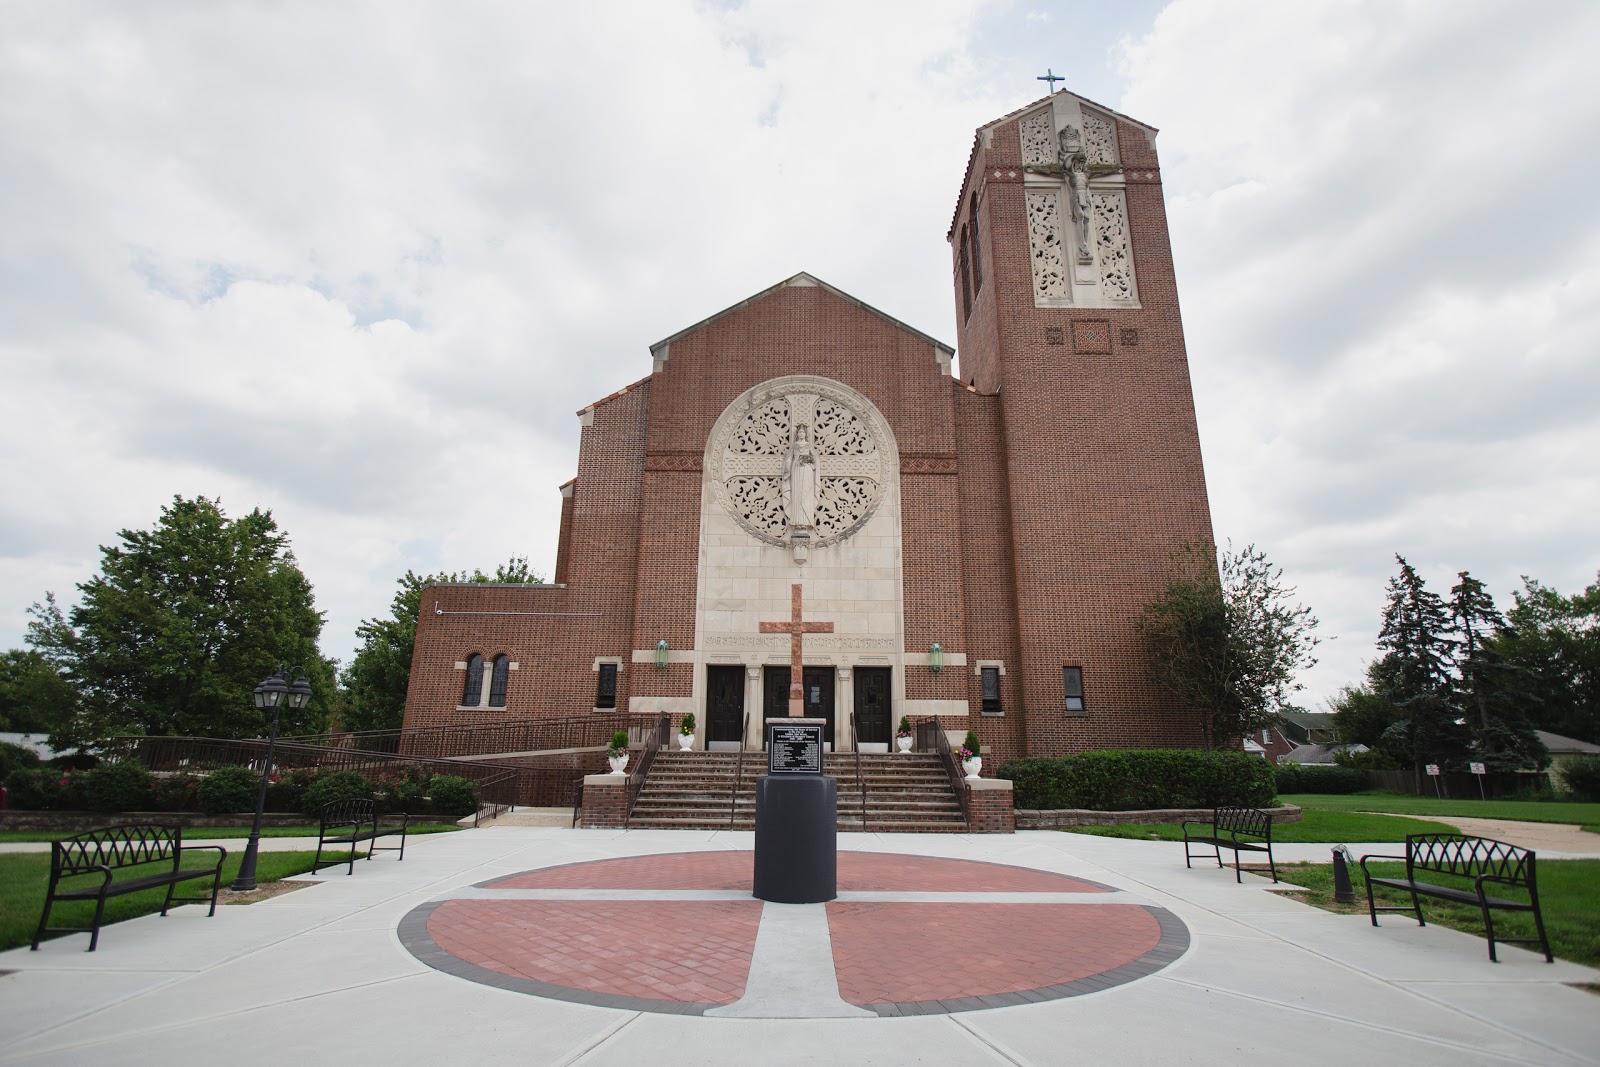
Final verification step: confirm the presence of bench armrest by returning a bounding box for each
[179,844,228,866]
[1359,853,1405,875]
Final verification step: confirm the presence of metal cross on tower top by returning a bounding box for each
[759,584,835,717]
[1037,68,1064,93]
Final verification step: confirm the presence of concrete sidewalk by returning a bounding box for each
[2,828,1596,1066]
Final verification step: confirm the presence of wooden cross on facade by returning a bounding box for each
[759,583,834,717]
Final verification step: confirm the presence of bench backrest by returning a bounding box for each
[1214,807,1272,838]
[319,797,378,828]
[53,824,183,875]
[1406,834,1534,886]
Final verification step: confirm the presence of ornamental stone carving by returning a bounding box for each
[711,378,888,556]
[1026,189,1068,302]
[1019,108,1057,167]
[1083,109,1118,166]
[1091,189,1136,303]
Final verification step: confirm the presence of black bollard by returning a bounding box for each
[1332,845,1356,904]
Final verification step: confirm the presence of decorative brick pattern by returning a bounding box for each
[1071,319,1112,354]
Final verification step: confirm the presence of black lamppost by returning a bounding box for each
[231,667,312,891]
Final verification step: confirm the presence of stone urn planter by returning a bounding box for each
[962,756,982,779]
[895,735,913,754]
[608,754,629,775]
[677,733,693,751]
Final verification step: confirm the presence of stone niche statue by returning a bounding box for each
[782,422,818,529]
[1059,125,1093,264]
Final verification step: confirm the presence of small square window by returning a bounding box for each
[596,663,618,709]
[980,667,1001,715]
[1063,667,1086,715]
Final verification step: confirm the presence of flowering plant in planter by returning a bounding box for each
[954,746,974,762]
[607,731,629,757]
[895,716,912,740]
[679,713,697,737]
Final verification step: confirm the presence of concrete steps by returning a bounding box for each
[625,751,967,832]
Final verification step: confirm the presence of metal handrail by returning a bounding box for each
[728,709,751,830]
[624,712,670,825]
[275,710,631,761]
[915,719,970,828]
[849,706,867,832]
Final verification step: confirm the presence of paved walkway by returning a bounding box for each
[2,829,1597,1065]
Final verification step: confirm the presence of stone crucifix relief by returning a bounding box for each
[715,387,885,563]
[1059,125,1094,266]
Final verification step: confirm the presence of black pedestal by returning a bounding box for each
[752,774,837,903]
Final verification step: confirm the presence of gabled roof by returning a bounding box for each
[1537,730,1600,755]
[647,272,954,362]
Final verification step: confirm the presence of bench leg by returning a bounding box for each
[1264,842,1278,884]
[1479,896,1500,963]
[32,894,57,951]
[160,880,178,917]
[88,892,109,952]
[1529,896,1554,963]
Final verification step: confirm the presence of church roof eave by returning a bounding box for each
[647,272,954,365]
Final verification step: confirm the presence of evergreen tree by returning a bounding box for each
[1489,575,1600,744]
[341,557,542,733]
[1374,556,1469,790]
[27,496,335,748]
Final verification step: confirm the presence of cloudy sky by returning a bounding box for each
[3,0,1597,708]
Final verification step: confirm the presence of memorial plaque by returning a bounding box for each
[767,719,824,775]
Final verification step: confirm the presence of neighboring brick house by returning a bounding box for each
[403,90,1217,766]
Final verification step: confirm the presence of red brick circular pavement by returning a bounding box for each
[399,851,1189,1016]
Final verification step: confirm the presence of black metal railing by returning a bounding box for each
[118,735,593,810]
[623,712,670,825]
[728,709,751,830]
[275,711,631,761]
[915,719,970,828]
[848,707,867,831]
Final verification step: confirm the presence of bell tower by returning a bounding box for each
[950,90,1216,755]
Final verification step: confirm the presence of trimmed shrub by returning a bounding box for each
[151,773,202,812]
[4,767,59,809]
[0,740,41,782]
[962,731,982,757]
[427,775,479,816]
[80,759,154,812]
[198,765,262,814]
[1561,756,1600,801]
[301,770,374,814]
[1275,762,1365,795]
[997,749,1276,810]
[609,731,629,754]
[371,768,428,811]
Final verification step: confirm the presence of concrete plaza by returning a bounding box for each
[2,827,1597,1065]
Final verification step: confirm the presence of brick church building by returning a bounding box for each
[402,89,1215,768]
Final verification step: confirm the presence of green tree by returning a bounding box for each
[1449,570,1547,771]
[341,557,541,734]
[0,645,78,734]
[1488,575,1600,743]
[1329,678,1400,750]
[1373,556,1470,789]
[26,496,335,748]
[1139,543,1320,750]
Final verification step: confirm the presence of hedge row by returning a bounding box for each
[1273,763,1367,795]
[998,749,1276,811]
[3,760,481,817]
[1563,756,1600,801]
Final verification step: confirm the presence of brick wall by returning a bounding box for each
[579,774,629,828]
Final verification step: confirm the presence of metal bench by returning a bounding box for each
[33,824,226,951]
[1182,806,1278,883]
[1361,834,1552,962]
[313,797,408,875]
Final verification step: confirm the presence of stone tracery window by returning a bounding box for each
[713,385,885,548]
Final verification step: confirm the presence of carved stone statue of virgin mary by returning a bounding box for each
[781,422,818,529]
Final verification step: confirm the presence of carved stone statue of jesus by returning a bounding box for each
[782,422,818,529]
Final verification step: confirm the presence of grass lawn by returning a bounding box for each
[1062,809,1455,843]
[1279,793,1600,827]
[0,850,337,952]
[1273,858,1600,967]
[0,823,461,844]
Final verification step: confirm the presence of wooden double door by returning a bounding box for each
[853,667,892,745]
[763,665,835,744]
[706,665,745,744]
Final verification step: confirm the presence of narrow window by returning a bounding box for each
[487,654,509,708]
[462,654,485,707]
[969,193,983,293]
[1063,667,1085,714]
[596,663,618,709]
[959,225,974,320]
[980,667,1001,715]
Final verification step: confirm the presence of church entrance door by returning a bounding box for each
[762,665,835,745]
[706,666,745,744]
[854,667,891,746]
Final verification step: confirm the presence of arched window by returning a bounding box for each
[969,192,983,293]
[487,654,510,708]
[461,654,484,707]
